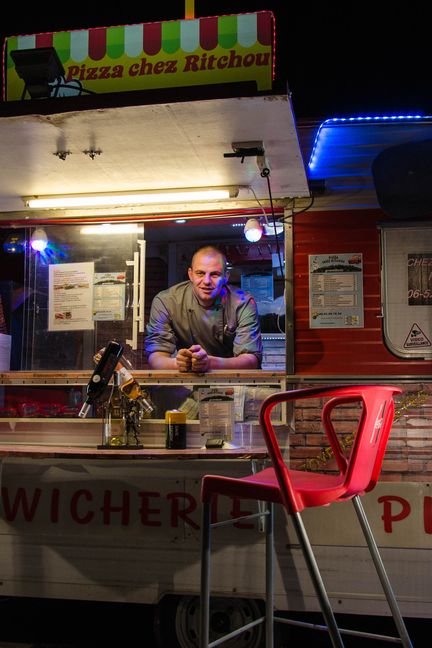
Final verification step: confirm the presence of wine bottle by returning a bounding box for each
[118,367,141,399]
[93,346,154,416]
[79,341,124,418]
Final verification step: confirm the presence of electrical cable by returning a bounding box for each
[248,185,269,224]
[281,195,315,222]
[261,168,285,281]
[260,168,286,334]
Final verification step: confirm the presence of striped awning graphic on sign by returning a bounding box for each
[4,12,274,100]
[5,12,273,65]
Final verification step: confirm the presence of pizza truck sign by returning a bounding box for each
[3,12,274,101]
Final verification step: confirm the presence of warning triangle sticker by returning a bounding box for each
[403,323,432,348]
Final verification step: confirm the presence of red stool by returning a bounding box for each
[199,385,413,647]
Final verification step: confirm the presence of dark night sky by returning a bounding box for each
[0,1,429,120]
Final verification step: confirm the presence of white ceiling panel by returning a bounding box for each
[0,94,310,220]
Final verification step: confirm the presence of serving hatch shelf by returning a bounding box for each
[0,444,268,461]
[0,370,286,386]
[0,370,287,450]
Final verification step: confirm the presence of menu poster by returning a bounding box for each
[309,253,364,328]
[48,262,95,331]
[241,273,274,305]
[93,272,126,321]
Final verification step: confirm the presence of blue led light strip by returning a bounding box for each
[308,114,429,170]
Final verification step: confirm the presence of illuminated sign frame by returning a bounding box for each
[3,12,274,101]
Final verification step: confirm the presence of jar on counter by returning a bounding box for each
[165,409,187,449]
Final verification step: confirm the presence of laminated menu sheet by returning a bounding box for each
[198,387,235,442]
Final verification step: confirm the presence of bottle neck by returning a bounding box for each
[118,366,133,383]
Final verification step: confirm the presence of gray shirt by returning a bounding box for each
[145,281,262,365]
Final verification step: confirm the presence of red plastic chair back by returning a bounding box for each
[258,385,402,513]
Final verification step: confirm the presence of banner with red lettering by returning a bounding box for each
[1,461,430,547]
[3,12,274,101]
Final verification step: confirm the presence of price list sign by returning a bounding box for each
[309,253,364,329]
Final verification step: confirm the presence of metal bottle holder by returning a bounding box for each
[98,371,124,449]
[123,399,145,449]
[98,371,146,449]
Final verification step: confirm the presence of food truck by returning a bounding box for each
[0,9,430,647]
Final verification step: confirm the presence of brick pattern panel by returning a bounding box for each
[289,383,432,481]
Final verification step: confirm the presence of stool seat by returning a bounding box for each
[199,384,413,648]
[202,467,356,509]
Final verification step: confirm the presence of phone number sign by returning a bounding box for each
[408,254,432,306]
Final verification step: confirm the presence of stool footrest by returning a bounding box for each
[208,615,265,648]
[210,510,269,529]
[274,616,403,644]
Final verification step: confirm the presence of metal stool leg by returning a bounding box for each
[265,502,274,647]
[200,501,273,648]
[200,500,211,648]
[291,511,345,648]
[352,496,413,648]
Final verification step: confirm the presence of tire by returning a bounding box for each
[175,595,265,648]
[154,594,267,648]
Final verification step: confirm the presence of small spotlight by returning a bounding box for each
[10,47,65,99]
[30,228,48,252]
[244,218,263,242]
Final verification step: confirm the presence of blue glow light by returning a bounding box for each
[308,113,427,171]
[33,242,67,266]
[30,228,48,252]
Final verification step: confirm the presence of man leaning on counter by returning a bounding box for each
[144,245,262,372]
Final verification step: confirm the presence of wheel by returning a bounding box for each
[154,594,287,648]
[175,595,265,648]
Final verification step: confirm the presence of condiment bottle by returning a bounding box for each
[165,409,187,449]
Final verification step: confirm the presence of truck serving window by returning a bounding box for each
[380,223,432,359]
[0,220,286,371]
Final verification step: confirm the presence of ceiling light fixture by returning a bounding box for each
[244,218,263,242]
[23,187,237,209]
[30,228,48,251]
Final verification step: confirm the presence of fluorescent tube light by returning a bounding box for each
[24,187,235,209]
[80,224,140,235]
